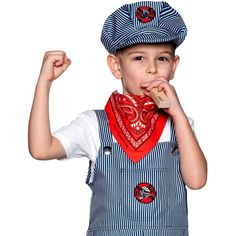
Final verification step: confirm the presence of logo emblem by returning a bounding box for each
[136,6,156,23]
[134,182,156,204]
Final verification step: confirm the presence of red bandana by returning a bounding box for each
[105,91,168,163]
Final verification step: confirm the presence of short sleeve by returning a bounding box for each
[159,116,195,142]
[52,110,100,161]
[188,117,196,137]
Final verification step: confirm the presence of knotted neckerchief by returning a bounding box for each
[105,91,168,163]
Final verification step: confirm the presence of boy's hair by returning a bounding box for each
[101,1,187,53]
[114,42,177,57]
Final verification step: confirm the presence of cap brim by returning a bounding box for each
[110,27,183,53]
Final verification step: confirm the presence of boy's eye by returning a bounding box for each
[159,57,168,62]
[134,56,143,61]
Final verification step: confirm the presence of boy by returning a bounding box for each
[28,1,207,235]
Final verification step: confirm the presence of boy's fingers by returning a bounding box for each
[64,56,72,65]
[143,81,169,92]
[44,50,66,56]
[44,51,67,62]
[44,53,71,68]
[141,77,168,88]
[61,60,72,72]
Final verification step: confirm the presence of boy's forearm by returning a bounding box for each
[28,51,71,160]
[28,78,53,159]
[172,111,207,189]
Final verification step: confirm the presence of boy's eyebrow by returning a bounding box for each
[127,51,146,55]
[160,50,173,55]
[159,51,175,57]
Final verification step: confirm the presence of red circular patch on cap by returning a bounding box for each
[136,6,156,23]
[134,182,156,204]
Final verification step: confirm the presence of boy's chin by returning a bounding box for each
[123,90,146,96]
[135,91,148,97]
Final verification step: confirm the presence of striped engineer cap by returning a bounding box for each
[101,1,187,53]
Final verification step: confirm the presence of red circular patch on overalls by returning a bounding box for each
[136,6,156,23]
[134,182,156,204]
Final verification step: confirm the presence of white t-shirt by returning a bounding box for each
[53,110,194,162]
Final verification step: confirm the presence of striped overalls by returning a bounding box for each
[86,110,188,236]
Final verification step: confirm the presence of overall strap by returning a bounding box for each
[170,118,177,143]
[94,110,113,143]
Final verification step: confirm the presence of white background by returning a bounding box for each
[0,0,236,235]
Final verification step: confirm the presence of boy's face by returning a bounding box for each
[108,43,180,95]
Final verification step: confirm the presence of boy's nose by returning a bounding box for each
[146,62,158,74]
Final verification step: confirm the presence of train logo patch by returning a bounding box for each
[134,182,156,204]
[136,6,156,23]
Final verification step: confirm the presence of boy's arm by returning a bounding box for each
[172,111,207,189]
[28,51,71,160]
[142,79,207,190]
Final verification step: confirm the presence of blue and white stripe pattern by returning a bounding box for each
[101,1,187,53]
[86,110,188,236]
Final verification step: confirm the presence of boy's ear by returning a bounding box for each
[170,55,180,80]
[107,54,122,79]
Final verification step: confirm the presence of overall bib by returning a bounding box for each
[86,110,188,236]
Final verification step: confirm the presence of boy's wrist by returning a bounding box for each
[170,108,188,124]
[37,77,53,88]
